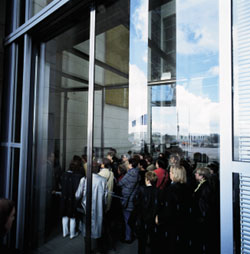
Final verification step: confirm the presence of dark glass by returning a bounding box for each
[0,39,23,143]
[31,10,90,250]
[9,148,20,246]
[0,146,8,196]
[0,46,12,142]
[5,0,26,33]
[13,39,24,143]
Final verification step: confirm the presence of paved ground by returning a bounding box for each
[31,234,139,254]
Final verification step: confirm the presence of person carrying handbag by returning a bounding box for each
[118,158,140,243]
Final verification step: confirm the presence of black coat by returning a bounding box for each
[134,185,159,228]
[192,179,215,224]
[191,179,220,253]
[157,182,192,254]
[157,182,192,231]
[60,171,83,218]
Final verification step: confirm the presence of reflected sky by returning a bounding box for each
[177,0,219,102]
[129,0,148,134]
[129,0,219,143]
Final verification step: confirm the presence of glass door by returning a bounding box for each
[28,9,90,252]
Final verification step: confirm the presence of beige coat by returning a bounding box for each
[98,168,114,212]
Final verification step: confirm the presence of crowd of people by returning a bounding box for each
[58,148,220,254]
[0,148,220,254]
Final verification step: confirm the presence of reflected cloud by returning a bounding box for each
[152,107,177,135]
[132,0,149,42]
[143,50,148,63]
[177,85,219,135]
[129,64,148,122]
[151,85,219,136]
[177,0,218,55]
[207,65,219,77]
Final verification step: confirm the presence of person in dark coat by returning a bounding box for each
[138,159,148,186]
[191,167,219,254]
[156,165,192,254]
[134,171,158,254]
[118,158,140,243]
[60,155,84,239]
[107,150,119,179]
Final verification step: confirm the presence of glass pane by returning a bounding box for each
[31,0,54,17]
[149,0,219,163]
[0,146,8,195]
[5,0,26,33]
[30,14,89,250]
[13,39,24,143]
[0,40,23,143]
[233,0,250,161]
[0,147,21,245]
[94,0,219,165]
[9,148,20,245]
[94,1,219,252]
[1,46,12,142]
[94,1,130,160]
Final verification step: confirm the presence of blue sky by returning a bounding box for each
[129,0,219,135]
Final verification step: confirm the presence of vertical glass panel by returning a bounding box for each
[0,147,21,245]
[9,148,20,245]
[0,40,24,143]
[31,14,89,250]
[6,0,26,33]
[94,0,131,160]
[0,146,8,196]
[13,39,24,143]
[1,46,12,142]
[233,0,250,161]
[94,0,219,164]
[148,0,219,162]
[31,0,55,17]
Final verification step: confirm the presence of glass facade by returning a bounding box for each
[0,0,220,252]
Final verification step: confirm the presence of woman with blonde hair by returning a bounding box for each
[155,165,192,254]
[169,165,187,184]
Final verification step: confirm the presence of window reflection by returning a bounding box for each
[146,0,219,162]
[32,6,220,246]
[127,0,219,162]
[92,1,130,159]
